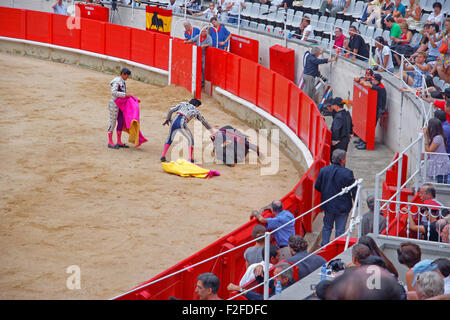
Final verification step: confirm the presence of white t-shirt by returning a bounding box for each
[302,25,314,41]
[201,7,218,20]
[427,12,444,26]
[376,45,394,71]
[227,1,245,15]
[167,3,181,14]
[239,261,273,287]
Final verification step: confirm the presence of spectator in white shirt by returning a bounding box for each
[166,0,182,14]
[374,36,394,73]
[193,2,218,20]
[426,2,444,28]
[294,15,314,41]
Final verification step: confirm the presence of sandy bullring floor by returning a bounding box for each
[0,52,303,299]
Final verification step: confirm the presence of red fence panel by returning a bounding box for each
[131,28,154,66]
[225,53,241,96]
[105,23,131,60]
[238,59,259,105]
[288,84,301,135]
[153,32,170,71]
[80,18,105,54]
[26,10,52,44]
[0,7,26,39]
[229,34,259,63]
[76,3,109,22]
[257,66,274,114]
[299,92,312,146]
[205,47,228,89]
[171,40,193,94]
[52,13,80,49]
[352,81,378,150]
[273,74,290,124]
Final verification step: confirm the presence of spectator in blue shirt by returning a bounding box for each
[209,17,231,50]
[183,22,200,40]
[302,47,337,102]
[251,200,296,260]
[393,0,406,19]
[52,0,68,15]
[314,149,356,246]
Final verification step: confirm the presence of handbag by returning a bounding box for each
[439,40,448,54]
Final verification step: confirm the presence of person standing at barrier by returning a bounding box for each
[327,97,353,155]
[183,22,200,40]
[209,17,231,50]
[107,68,133,149]
[161,99,215,163]
[52,0,68,15]
[195,273,222,300]
[315,149,356,247]
[185,27,212,87]
[354,73,387,150]
[302,47,337,102]
[250,200,295,260]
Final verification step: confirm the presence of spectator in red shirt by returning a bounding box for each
[333,27,346,50]
[423,88,450,123]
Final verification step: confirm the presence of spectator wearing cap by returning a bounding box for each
[251,201,295,260]
[361,194,387,236]
[286,235,327,280]
[411,259,440,289]
[374,37,395,73]
[315,149,356,246]
[434,109,450,155]
[302,47,337,102]
[195,272,222,300]
[356,73,387,149]
[396,242,422,290]
[354,68,375,84]
[327,97,353,154]
[343,26,369,61]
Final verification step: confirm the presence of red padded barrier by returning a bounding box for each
[170,40,193,95]
[26,10,52,44]
[288,84,301,135]
[272,74,290,124]
[269,45,295,81]
[153,32,170,71]
[76,3,109,22]
[229,34,259,63]
[238,59,259,105]
[225,53,241,96]
[52,13,80,49]
[299,92,312,146]
[130,28,154,66]
[205,47,228,89]
[309,108,320,157]
[0,7,26,39]
[194,45,202,99]
[352,81,378,150]
[80,18,105,54]
[105,24,131,60]
[257,66,274,114]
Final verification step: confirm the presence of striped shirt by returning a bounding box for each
[165,102,212,130]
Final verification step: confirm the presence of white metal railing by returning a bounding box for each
[374,131,450,240]
[110,178,363,300]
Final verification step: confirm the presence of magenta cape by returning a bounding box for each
[114,96,148,147]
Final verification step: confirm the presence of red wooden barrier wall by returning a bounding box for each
[0,7,344,301]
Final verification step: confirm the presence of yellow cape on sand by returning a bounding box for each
[161,159,220,179]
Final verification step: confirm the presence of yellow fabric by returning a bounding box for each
[124,119,140,147]
[161,159,212,178]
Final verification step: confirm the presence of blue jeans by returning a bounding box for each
[228,14,238,25]
[321,211,349,246]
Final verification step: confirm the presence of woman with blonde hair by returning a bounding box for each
[391,22,414,65]
[396,0,421,30]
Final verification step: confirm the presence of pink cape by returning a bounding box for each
[114,96,148,147]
